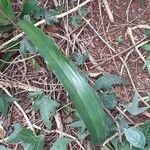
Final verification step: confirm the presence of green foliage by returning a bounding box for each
[0,24,13,34]
[45,10,59,25]
[142,43,150,52]
[0,94,15,117]
[144,57,150,74]
[144,29,150,37]
[7,123,44,150]
[0,0,16,25]
[67,111,88,140]
[124,127,146,148]
[30,91,59,129]
[51,137,72,150]
[123,93,149,116]
[69,15,82,26]
[93,74,127,91]
[19,38,37,57]
[20,38,37,57]
[71,51,89,66]
[0,145,11,150]
[18,20,117,146]
[99,91,117,110]
[138,121,150,149]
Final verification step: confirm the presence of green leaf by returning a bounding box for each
[45,10,59,25]
[0,0,16,25]
[78,7,88,16]
[138,121,150,149]
[18,20,117,146]
[144,29,150,37]
[0,94,15,117]
[124,127,146,148]
[93,74,127,91]
[0,24,13,34]
[123,93,149,116]
[142,44,150,52]
[20,38,37,57]
[71,52,89,66]
[67,111,88,140]
[145,57,150,74]
[30,91,59,129]
[7,123,44,150]
[0,145,11,150]
[51,137,72,150]
[99,91,117,110]
[69,15,82,26]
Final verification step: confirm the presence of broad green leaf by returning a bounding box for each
[0,0,16,25]
[142,44,150,52]
[69,15,82,26]
[144,29,150,37]
[45,10,59,25]
[124,127,146,148]
[0,94,15,117]
[20,38,37,57]
[7,123,44,150]
[99,91,117,110]
[30,91,59,129]
[123,93,149,116]
[138,121,150,149]
[51,137,72,150]
[18,20,117,146]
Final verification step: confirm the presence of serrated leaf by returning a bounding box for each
[99,91,117,110]
[20,38,37,57]
[51,137,72,150]
[30,91,59,129]
[67,111,88,140]
[7,123,44,150]
[0,0,16,25]
[144,29,150,37]
[45,10,59,25]
[0,94,15,117]
[142,44,150,52]
[93,74,127,91]
[124,127,146,148]
[71,52,89,66]
[124,93,149,116]
[69,15,82,26]
[139,121,150,148]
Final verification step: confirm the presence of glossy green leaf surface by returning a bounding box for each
[18,20,116,146]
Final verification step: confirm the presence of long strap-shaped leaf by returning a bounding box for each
[18,20,116,146]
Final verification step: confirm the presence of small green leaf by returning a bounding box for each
[124,127,146,148]
[69,16,82,26]
[30,91,59,129]
[20,38,37,57]
[78,7,88,16]
[7,123,44,150]
[51,137,72,150]
[93,74,127,91]
[99,91,117,110]
[0,24,13,34]
[123,93,149,116]
[45,10,59,25]
[0,94,15,117]
[144,29,150,37]
[142,44,150,52]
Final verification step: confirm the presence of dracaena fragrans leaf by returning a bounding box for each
[18,20,117,146]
